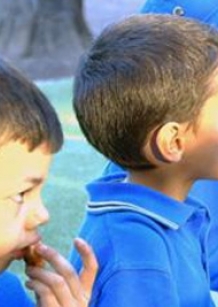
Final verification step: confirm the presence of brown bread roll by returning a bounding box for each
[23,245,45,267]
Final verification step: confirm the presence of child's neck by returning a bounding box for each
[127,167,194,202]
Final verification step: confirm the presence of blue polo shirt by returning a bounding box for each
[0,271,34,307]
[102,162,218,291]
[70,173,215,307]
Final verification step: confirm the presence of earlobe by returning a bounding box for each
[143,122,185,165]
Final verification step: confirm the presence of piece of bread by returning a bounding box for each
[23,245,45,267]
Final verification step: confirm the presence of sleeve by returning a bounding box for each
[91,269,179,307]
[0,271,35,307]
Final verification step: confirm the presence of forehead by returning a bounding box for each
[207,66,218,94]
[0,141,52,196]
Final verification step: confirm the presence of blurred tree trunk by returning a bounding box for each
[0,0,92,79]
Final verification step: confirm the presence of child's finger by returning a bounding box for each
[26,279,60,307]
[26,268,78,307]
[74,238,98,296]
[33,244,87,301]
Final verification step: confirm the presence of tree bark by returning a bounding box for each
[0,0,92,79]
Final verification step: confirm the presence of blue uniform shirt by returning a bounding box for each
[70,173,216,307]
[102,162,218,291]
[0,271,34,307]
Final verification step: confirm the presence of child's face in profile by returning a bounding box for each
[184,71,218,180]
[0,140,51,271]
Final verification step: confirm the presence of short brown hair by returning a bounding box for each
[73,14,218,169]
[0,58,63,153]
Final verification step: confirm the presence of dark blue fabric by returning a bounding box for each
[0,271,34,307]
[70,172,215,307]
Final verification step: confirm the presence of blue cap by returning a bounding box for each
[140,0,218,28]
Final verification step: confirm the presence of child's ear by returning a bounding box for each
[142,122,186,165]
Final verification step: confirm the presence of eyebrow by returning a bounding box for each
[25,177,44,186]
[4,177,45,199]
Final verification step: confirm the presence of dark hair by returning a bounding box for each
[73,14,218,169]
[0,58,63,153]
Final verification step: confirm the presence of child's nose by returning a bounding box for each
[25,199,50,230]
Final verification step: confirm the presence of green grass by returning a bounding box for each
[9,78,107,284]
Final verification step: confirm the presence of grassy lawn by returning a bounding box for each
[9,77,107,283]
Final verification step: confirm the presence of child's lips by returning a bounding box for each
[13,236,42,260]
[13,249,26,260]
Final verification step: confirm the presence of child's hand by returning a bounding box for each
[25,238,98,307]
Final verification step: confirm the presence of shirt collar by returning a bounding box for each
[86,174,206,230]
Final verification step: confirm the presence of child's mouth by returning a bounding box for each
[12,236,42,260]
[12,249,26,260]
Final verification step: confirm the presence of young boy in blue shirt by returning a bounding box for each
[71,14,218,307]
[0,57,97,307]
[103,0,218,291]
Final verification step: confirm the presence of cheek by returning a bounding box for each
[0,224,19,256]
[201,133,218,158]
[184,128,218,178]
[194,142,218,178]
[0,203,24,256]
[0,200,18,221]
[194,123,218,152]
[0,256,12,272]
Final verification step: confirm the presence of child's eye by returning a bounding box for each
[10,192,25,205]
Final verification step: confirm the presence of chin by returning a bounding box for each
[0,257,13,272]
